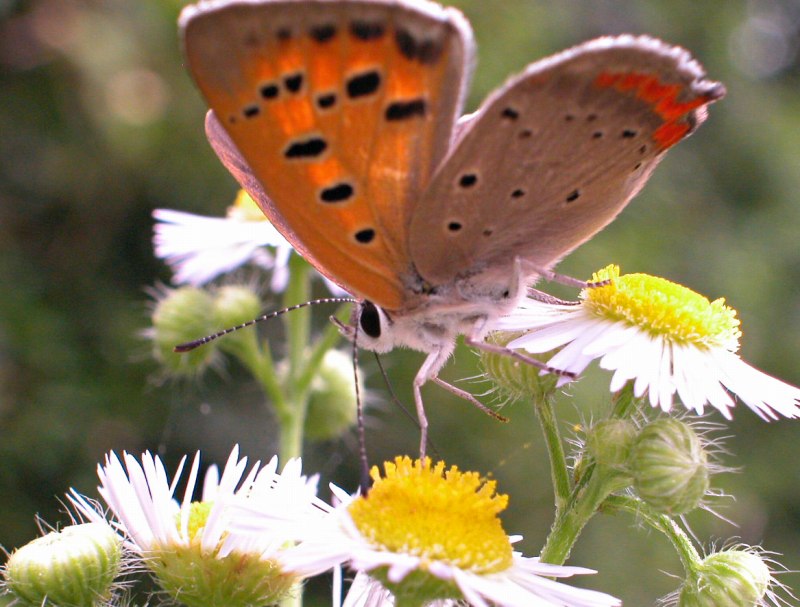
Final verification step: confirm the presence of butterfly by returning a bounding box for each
[179,0,724,456]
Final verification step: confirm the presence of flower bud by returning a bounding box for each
[212,285,262,353]
[151,286,218,375]
[479,332,559,403]
[585,419,637,470]
[4,522,122,607]
[305,349,359,441]
[678,549,771,607]
[630,418,709,515]
[149,502,296,607]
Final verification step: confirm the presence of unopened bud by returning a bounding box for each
[630,418,709,515]
[4,522,122,607]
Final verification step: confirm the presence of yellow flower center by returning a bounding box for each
[227,189,268,222]
[583,265,741,349]
[348,457,514,574]
[185,501,213,542]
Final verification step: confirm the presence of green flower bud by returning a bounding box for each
[149,502,296,607]
[479,331,559,403]
[305,349,359,441]
[630,418,709,515]
[151,286,218,375]
[4,522,122,607]
[213,285,262,328]
[370,567,461,607]
[213,285,262,353]
[679,549,771,607]
[585,419,637,470]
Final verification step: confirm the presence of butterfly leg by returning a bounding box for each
[520,261,610,289]
[413,347,455,460]
[431,377,508,423]
[465,336,576,378]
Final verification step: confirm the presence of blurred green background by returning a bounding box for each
[2,0,799,604]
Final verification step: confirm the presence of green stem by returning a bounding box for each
[611,383,639,418]
[294,304,350,396]
[539,463,617,564]
[227,330,287,412]
[605,495,703,578]
[533,395,571,511]
[278,256,312,464]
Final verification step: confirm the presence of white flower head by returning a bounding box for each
[232,456,620,607]
[153,189,347,295]
[498,265,800,420]
[69,446,318,607]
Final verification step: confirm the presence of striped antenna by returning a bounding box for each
[173,297,357,352]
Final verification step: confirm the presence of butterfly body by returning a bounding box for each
[181,0,724,454]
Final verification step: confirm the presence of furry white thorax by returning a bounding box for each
[338,262,531,369]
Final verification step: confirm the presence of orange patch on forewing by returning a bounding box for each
[308,45,342,92]
[306,156,346,187]
[595,70,713,149]
[268,96,316,137]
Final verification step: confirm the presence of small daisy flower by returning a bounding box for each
[233,456,620,607]
[69,445,316,607]
[153,189,293,290]
[497,265,800,420]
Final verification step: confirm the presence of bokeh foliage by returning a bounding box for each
[1,0,799,604]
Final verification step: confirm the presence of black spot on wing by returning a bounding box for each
[354,228,376,244]
[566,189,580,203]
[459,174,477,188]
[385,99,427,121]
[260,82,279,99]
[243,104,260,118]
[284,72,304,94]
[316,92,337,110]
[350,21,385,41]
[310,24,336,43]
[394,29,443,64]
[346,71,382,99]
[284,136,328,159]
[501,107,519,121]
[319,182,354,203]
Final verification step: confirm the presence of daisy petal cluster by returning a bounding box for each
[69,445,317,607]
[232,456,620,607]
[498,265,800,420]
[153,189,292,289]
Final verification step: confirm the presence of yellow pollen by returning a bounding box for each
[183,501,213,543]
[347,457,514,574]
[228,189,268,222]
[583,265,741,349]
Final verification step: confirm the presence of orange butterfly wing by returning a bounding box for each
[181,0,474,310]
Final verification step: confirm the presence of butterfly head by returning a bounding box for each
[333,300,396,354]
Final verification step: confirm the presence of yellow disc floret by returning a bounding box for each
[583,265,741,349]
[348,457,513,574]
[228,189,268,222]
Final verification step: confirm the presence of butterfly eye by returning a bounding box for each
[359,301,382,338]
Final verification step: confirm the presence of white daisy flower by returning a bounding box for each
[153,189,293,290]
[497,265,800,420]
[232,456,620,607]
[68,445,316,607]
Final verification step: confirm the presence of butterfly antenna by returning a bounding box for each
[373,353,439,458]
[173,297,357,352]
[352,315,372,495]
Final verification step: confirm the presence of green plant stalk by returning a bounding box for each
[605,494,703,579]
[294,304,350,396]
[539,462,617,564]
[279,255,312,464]
[226,326,287,413]
[533,395,571,511]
